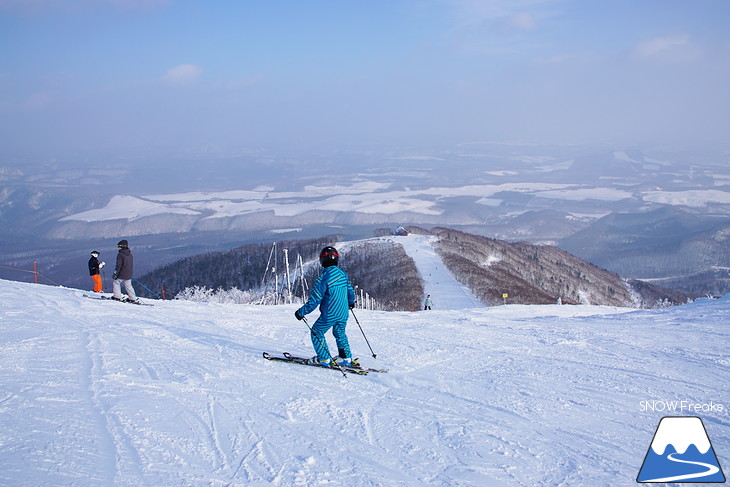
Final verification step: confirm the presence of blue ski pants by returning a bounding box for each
[311,318,350,362]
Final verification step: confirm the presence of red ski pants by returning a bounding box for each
[91,274,103,293]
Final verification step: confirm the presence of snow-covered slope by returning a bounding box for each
[1,279,728,486]
[382,234,483,309]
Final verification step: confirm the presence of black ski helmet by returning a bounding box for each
[91,250,100,257]
[319,246,339,267]
[117,239,129,248]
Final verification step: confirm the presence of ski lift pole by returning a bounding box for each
[301,317,347,378]
[284,248,292,304]
[350,308,377,359]
[297,254,308,303]
[259,243,276,305]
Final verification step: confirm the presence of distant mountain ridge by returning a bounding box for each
[560,207,730,295]
[3,146,730,296]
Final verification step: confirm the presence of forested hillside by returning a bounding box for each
[339,239,423,311]
[432,227,689,307]
[138,237,335,300]
[139,228,688,310]
[138,237,424,311]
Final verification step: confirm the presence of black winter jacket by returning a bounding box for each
[115,248,134,280]
[88,256,101,276]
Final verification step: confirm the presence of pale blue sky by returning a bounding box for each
[1,0,728,156]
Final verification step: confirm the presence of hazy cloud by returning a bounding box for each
[2,1,727,154]
[533,53,578,65]
[440,0,546,56]
[217,75,267,91]
[105,0,171,8]
[23,90,57,110]
[509,12,537,31]
[632,34,690,58]
[162,64,203,85]
[445,0,545,27]
[0,0,171,13]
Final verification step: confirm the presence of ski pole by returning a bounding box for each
[350,308,377,359]
[301,317,347,378]
[133,279,161,299]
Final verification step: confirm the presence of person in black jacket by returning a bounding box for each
[88,251,105,292]
[112,240,139,303]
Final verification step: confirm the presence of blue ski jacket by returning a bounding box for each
[298,266,356,324]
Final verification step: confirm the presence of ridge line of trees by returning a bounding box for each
[138,227,689,310]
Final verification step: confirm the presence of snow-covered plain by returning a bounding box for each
[59,182,633,223]
[65,184,730,225]
[1,276,728,486]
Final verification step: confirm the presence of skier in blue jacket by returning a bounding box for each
[295,246,356,367]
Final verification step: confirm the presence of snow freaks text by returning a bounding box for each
[640,400,725,413]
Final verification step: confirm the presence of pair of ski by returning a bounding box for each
[263,352,387,376]
[82,294,153,306]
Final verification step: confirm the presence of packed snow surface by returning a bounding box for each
[383,235,483,310]
[1,279,728,486]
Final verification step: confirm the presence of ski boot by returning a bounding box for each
[336,357,359,368]
[307,356,333,367]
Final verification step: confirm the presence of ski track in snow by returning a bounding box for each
[0,277,729,486]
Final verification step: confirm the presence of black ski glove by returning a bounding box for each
[112,272,118,280]
[349,302,356,309]
[294,309,304,321]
